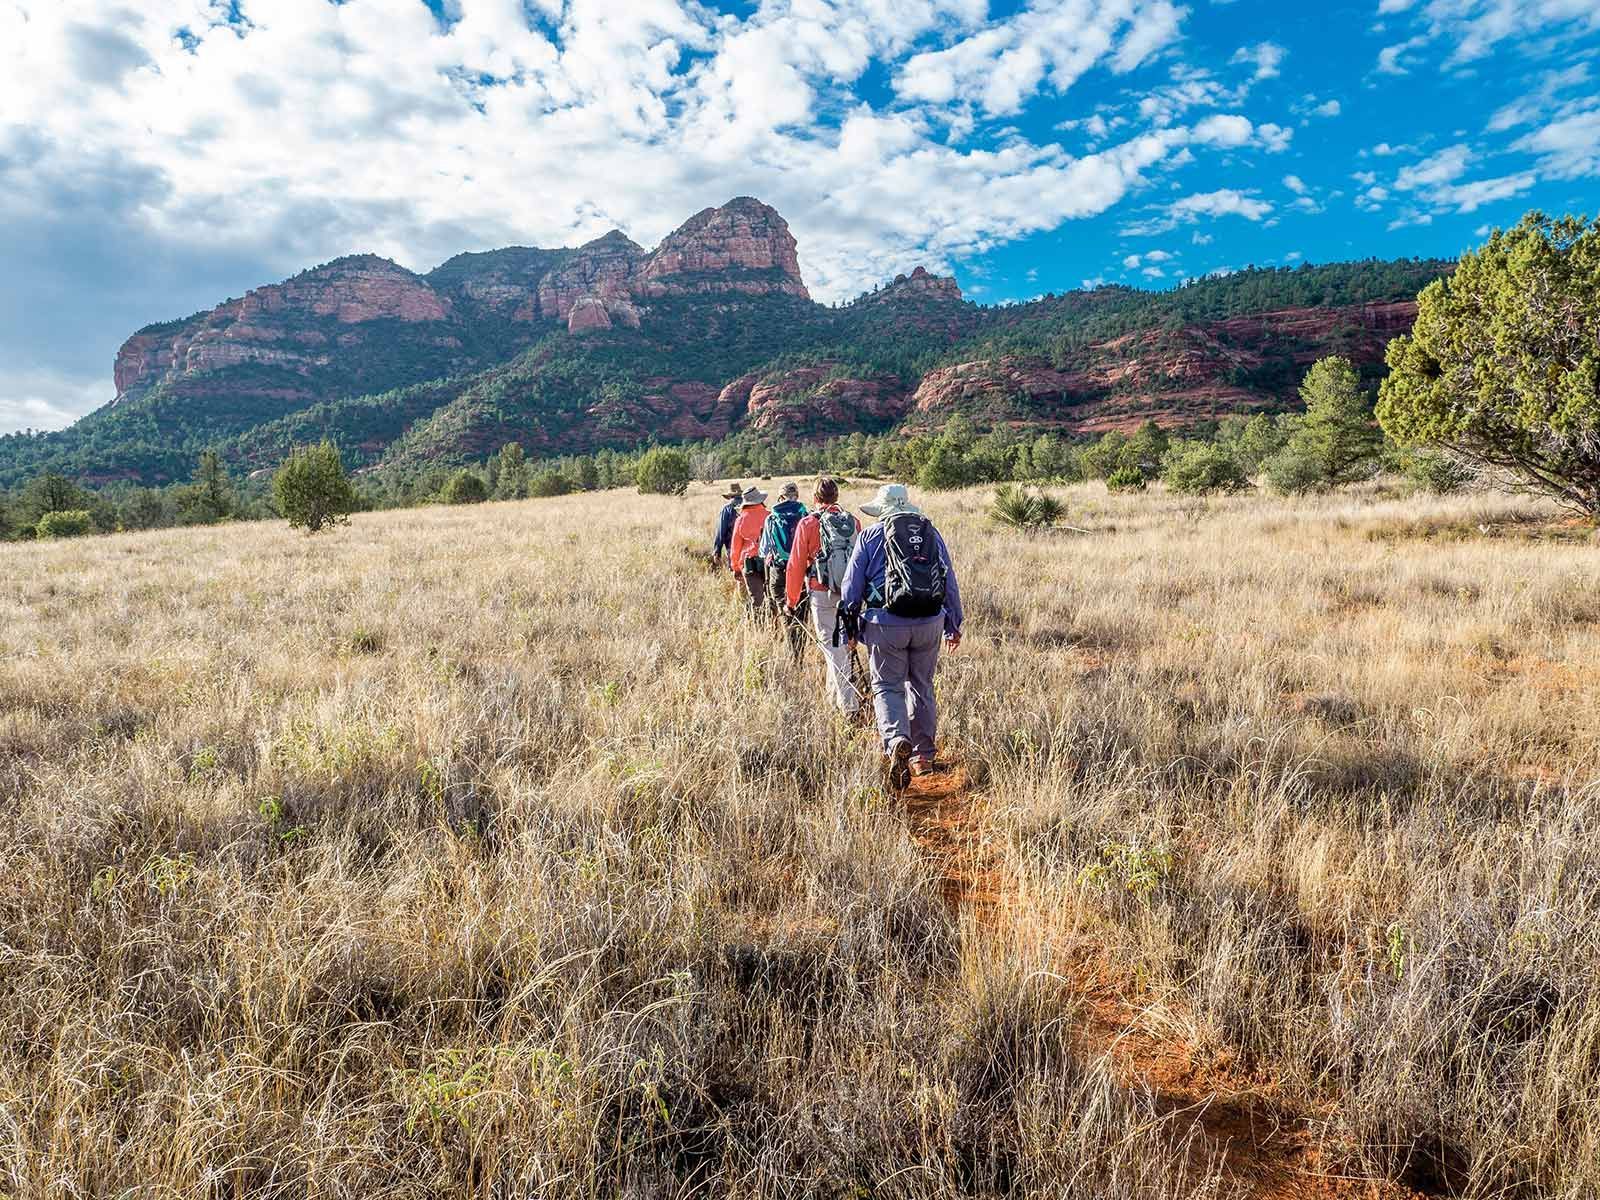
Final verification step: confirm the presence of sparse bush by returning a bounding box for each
[273,440,357,533]
[1262,443,1326,494]
[634,446,691,495]
[1105,464,1146,492]
[989,483,1065,530]
[35,508,93,538]
[440,470,489,505]
[1398,447,1474,495]
[1163,443,1252,494]
[528,469,573,498]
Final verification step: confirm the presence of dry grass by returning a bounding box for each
[1,482,1596,1197]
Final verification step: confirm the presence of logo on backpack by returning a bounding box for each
[881,512,947,619]
[813,509,857,593]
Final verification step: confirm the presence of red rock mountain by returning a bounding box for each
[13,195,1447,490]
[111,197,810,403]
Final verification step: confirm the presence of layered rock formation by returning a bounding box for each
[720,365,909,436]
[865,266,962,304]
[637,197,809,300]
[113,255,452,402]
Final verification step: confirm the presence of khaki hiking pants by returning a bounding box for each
[807,589,860,716]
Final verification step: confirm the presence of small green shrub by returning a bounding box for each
[635,447,691,496]
[36,509,93,538]
[440,471,489,505]
[1105,465,1146,492]
[1163,443,1252,494]
[1401,448,1474,495]
[1262,445,1327,495]
[274,441,357,533]
[528,469,574,498]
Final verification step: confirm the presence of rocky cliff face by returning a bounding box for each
[866,266,962,305]
[110,199,815,404]
[908,300,1421,433]
[723,365,909,436]
[638,197,809,300]
[113,256,453,402]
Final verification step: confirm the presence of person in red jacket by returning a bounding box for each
[728,486,771,612]
[786,477,862,716]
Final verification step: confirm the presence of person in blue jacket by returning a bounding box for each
[840,483,963,785]
[710,482,743,567]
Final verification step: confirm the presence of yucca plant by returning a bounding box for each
[989,483,1066,530]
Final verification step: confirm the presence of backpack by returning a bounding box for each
[881,511,947,619]
[763,501,806,565]
[813,509,857,593]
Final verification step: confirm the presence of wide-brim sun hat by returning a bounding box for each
[861,482,919,517]
[723,482,744,499]
[741,486,768,506]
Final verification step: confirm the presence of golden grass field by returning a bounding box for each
[2,481,1598,1198]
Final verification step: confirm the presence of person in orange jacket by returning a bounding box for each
[728,486,771,612]
[786,476,862,716]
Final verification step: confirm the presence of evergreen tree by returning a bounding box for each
[273,441,357,533]
[496,442,528,499]
[1265,356,1383,492]
[1379,213,1600,517]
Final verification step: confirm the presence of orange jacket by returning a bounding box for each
[786,506,860,607]
[729,504,769,575]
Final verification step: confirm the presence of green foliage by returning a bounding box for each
[1378,213,1600,517]
[634,446,691,496]
[1162,442,1252,494]
[527,469,574,498]
[36,509,93,538]
[1264,356,1383,493]
[568,455,599,491]
[1080,431,1130,480]
[1220,412,1291,473]
[988,484,1065,530]
[18,472,91,524]
[1123,420,1171,481]
[1399,448,1475,495]
[175,450,237,524]
[495,443,528,499]
[1105,464,1147,492]
[274,441,357,533]
[440,470,490,504]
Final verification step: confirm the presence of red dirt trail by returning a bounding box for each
[898,759,1434,1200]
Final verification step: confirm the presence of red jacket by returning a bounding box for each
[786,505,860,607]
[729,504,769,575]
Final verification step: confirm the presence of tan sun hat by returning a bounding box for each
[741,486,768,506]
[723,482,744,499]
[861,482,919,517]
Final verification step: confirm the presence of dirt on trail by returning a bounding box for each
[897,756,1436,1200]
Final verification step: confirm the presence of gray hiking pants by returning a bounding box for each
[862,617,942,758]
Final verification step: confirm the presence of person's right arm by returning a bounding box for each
[787,517,816,609]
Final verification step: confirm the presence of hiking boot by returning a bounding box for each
[910,755,935,777]
[886,739,913,791]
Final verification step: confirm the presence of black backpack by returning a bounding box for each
[881,511,947,619]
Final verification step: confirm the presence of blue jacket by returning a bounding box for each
[712,500,738,558]
[841,515,963,636]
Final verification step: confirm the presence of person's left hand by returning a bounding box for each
[944,630,962,652]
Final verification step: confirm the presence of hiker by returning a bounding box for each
[710,482,743,568]
[760,482,809,648]
[786,476,862,717]
[727,485,772,612]
[840,483,963,786]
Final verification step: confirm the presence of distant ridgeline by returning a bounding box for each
[0,195,1449,489]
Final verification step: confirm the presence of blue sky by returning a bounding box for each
[3,0,1598,433]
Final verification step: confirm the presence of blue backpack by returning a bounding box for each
[762,501,807,564]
